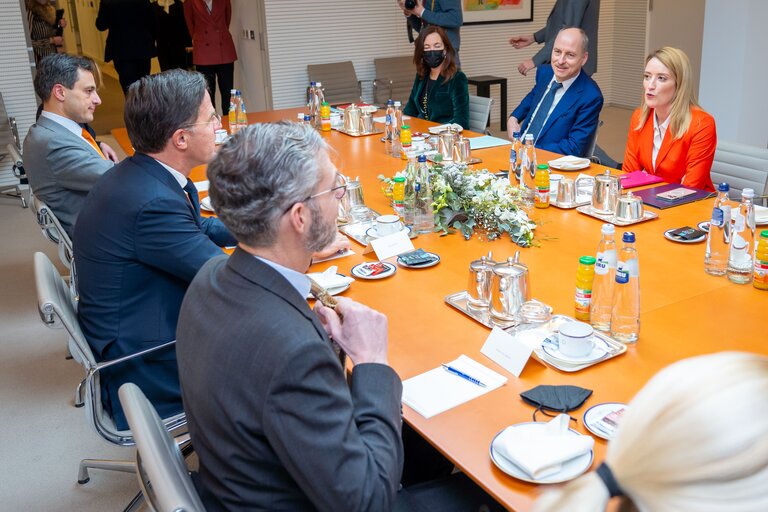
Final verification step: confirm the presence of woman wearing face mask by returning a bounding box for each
[404,25,469,129]
[622,47,716,191]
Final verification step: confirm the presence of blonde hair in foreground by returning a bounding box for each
[635,46,699,140]
[533,352,768,512]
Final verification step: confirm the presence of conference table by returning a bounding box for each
[112,109,768,510]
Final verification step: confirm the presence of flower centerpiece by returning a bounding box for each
[379,162,536,247]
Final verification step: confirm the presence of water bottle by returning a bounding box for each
[414,154,434,234]
[402,156,417,227]
[391,101,403,158]
[312,82,325,129]
[237,95,248,131]
[590,223,617,332]
[727,188,756,284]
[611,231,640,344]
[520,134,537,208]
[704,182,732,276]
[384,99,395,141]
[307,81,316,108]
[509,131,522,183]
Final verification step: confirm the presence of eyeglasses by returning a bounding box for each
[283,174,347,213]
[182,112,222,129]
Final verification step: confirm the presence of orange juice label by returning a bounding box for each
[575,288,592,320]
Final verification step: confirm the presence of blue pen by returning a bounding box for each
[441,364,487,387]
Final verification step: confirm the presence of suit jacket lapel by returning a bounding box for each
[38,116,95,153]
[132,153,203,228]
[537,71,584,140]
[226,248,331,343]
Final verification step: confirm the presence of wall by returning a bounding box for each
[262,0,648,126]
[0,0,38,188]
[700,0,768,148]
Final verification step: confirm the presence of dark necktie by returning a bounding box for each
[183,179,201,218]
[525,81,563,142]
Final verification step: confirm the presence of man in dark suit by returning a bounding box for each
[23,54,118,237]
[176,122,403,510]
[74,69,236,430]
[507,28,603,158]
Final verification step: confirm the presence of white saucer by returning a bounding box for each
[200,196,214,212]
[583,402,629,441]
[489,423,593,484]
[664,228,707,244]
[697,221,710,232]
[397,251,440,269]
[428,123,463,135]
[541,336,609,364]
[304,273,351,299]
[547,156,591,171]
[365,225,412,239]
[351,262,397,280]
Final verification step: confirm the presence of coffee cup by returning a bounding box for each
[558,321,594,358]
[215,129,229,145]
[375,214,403,236]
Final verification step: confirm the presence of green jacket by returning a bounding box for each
[403,71,469,129]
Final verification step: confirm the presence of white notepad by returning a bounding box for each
[468,135,512,150]
[402,355,507,418]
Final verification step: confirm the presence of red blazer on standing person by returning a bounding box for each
[184,0,237,66]
[623,107,717,192]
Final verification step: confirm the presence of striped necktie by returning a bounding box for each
[524,81,563,142]
[81,128,106,159]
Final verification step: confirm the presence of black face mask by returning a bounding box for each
[423,50,446,69]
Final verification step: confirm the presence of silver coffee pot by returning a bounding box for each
[490,253,531,322]
[590,170,622,215]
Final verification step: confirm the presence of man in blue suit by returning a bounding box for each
[507,27,603,158]
[74,70,236,429]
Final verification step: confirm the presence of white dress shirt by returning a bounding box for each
[155,160,188,189]
[256,256,311,299]
[652,112,670,169]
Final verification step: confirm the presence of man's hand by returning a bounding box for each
[51,36,64,46]
[509,34,534,49]
[315,297,389,366]
[507,117,522,140]
[99,142,120,163]
[312,232,351,260]
[518,59,536,76]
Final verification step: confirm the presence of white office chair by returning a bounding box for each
[33,252,187,495]
[468,95,493,134]
[120,383,204,512]
[710,140,768,205]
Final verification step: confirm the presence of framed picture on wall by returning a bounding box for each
[462,0,534,25]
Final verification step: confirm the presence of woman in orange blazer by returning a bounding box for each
[623,47,716,192]
[184,0,237,114]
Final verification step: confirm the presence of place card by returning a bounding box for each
[481,326,533,377]
[369,230,415,261]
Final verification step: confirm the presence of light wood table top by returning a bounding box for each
[114,109,768,510]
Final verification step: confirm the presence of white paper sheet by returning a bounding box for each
[468,135,512,150]
[402,355,507,418]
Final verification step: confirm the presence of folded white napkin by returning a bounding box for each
[548,155,591,170]
[428,123,463,135]
[755,204,768,224]
[494,414,594,480]
[307,266,354,290]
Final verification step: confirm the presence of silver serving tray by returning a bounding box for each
[444,290,520,329]
[550,196,591,209]
[576,205,658,226]
[332,127,384,137]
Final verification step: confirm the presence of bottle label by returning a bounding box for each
[594,250,617,275]
[711,207,724,227]
[733,211,745,233]
[615,268,629,284]
[386,114,392,126]
[510,149,517,164]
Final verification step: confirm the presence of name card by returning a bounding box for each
[480,326,533,378]
[369,230,415,261]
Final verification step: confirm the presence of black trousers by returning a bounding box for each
[113,58,152,94]
[196,62,235,114]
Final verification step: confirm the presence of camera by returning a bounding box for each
[405,0,417,10]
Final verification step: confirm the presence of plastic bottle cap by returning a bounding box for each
[537,164,549,170]
[394,101,401,106]
[579,256,596,265]
[418,154,427,162]
[513,132,521,138]
[742,188,755,199]
[601,223,615,235]
[394,176,405,182]
[387,99,394,105]
[760,230,768,238]
[316,81,322,87]
[623,232,636,243]
[402,125,410,130]
[718,182,730,192]
[524,134,534,141]
[321,101,329,106]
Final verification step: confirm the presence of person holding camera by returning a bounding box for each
[398,0,462,67]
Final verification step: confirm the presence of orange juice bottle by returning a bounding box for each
[400,125,412,160]
[753,230,768,290]
[575,256,596,321]
[320,101,331,132]
[534,164,550,208]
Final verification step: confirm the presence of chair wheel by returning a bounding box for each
[78,477,90,484]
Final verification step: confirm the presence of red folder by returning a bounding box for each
[619,171,665,189]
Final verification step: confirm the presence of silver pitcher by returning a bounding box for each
[490,253,531,322]
[466,254,496,309]
[437,128,459,161]
[343,104,362,134]
[590,170,622,215]
[453,136,471,163]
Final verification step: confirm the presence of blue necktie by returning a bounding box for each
[183,179,201,219]
[525,81,563,142]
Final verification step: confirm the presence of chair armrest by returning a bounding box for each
[93,340,177,374]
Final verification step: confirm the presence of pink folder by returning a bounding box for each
[619,171,665,189]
